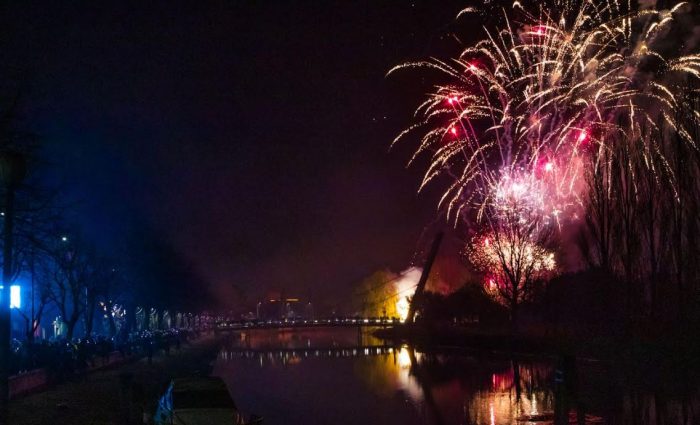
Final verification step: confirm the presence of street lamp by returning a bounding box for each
[9,286,20,310]
[0,150,26,423]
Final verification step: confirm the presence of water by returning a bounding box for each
[212,328,699,424]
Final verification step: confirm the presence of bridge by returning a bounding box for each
[214,317,401,332]
[214,233,444,333]
[214,233,444,334]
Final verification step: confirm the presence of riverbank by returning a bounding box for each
[375,325,573,360]
[375,323,700,366]
[9,333,221,425]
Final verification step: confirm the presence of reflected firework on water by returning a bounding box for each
[212,329,700,424]
[212,330,615,424]
[217,345,399,367]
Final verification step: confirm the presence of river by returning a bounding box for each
[212,328,699,424]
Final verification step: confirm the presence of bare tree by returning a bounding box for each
[666,92,700,320]
[42,233,96,340]
[575,88,700,323]
[578,150,615,272]
[82,258,122,337]
[468,187,557,330]
[12,188,65,342]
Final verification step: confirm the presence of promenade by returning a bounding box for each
[9,334,219,425]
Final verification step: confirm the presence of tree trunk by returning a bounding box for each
[84,310,94,337]
[124,301,135,333]
[66,313,80,341]
[510,300,519,335]
[84,297,96,337]
[27,303,44,344]
[107,314,117,337]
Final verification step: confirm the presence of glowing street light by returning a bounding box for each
[9,286,19,310]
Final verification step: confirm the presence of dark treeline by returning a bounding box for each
[0,93,214,344]
[575,92,700,327]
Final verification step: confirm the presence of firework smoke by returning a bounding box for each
[394,267,422,321]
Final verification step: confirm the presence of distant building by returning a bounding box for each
[257,294,313,320]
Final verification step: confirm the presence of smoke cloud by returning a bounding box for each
[394,267,422,320]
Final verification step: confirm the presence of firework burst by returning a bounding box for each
[390,0,700,228]
[390,0,700,300]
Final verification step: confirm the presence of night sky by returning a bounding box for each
[1,1,473,310]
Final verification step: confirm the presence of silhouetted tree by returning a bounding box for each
[468,193,557,330]
[42,232,97,340]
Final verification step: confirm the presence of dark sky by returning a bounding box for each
[2,0,472,310]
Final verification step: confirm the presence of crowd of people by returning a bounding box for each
[9,328,198,379]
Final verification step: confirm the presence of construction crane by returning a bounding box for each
[404,232,443,324]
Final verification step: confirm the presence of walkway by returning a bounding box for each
[9,334,219,425]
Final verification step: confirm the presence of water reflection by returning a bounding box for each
[212,329,699,424]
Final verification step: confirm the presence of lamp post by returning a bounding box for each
[0,150,26,424]
[30,236,34,342]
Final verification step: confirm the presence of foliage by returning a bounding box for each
[352,269,401,318]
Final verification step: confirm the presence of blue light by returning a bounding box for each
[10,285,20,309]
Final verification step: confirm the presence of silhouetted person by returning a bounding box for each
[97,336,110,366]
[76,340,88,373]
[554,352,583,425]
[132,380,147,425]
[119,372,133,423]
[143,338,153,365]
